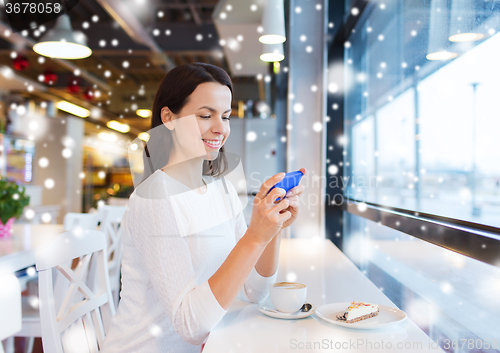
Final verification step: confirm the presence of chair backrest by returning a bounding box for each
[0,273,21,344]
[98,206,126,283]
[36,230,115,353]
[63,213,99,231]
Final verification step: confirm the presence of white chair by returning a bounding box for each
[63,213,99,231]
[0,273,22,353]
[98,206,127,308]
[107,197,129,207]
[36,229,115,353]
[17,213,99,353]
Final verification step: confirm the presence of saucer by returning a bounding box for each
[257,302,316,320]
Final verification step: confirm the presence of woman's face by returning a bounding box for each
[163,82,232,161]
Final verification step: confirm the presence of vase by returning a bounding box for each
[0,217,15,238]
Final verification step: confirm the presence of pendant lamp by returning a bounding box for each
[33,14,92,59]
[449,0,484,42]
[259,0,286,44]
[426,0,458,60]
[260,43,284,62]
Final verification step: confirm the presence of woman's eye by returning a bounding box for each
[223,116,230,121]
[200,115,210,119]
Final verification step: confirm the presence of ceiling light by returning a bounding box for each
[33,14,92,59]
[260,43,285,62]
[55,101,90,118]
[426,0,458,61]
[138,132,150,141]
[98,132,118,142]
[259,0,286,44]
[107,120,130,133]
[426,51,459,60]
[449,0,484,42]
[136,109,152,118]
[449,33,484,42]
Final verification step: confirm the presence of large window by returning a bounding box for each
[338,1,500,351]
[343,0,500,227]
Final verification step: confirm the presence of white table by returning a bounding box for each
[203,238,442,352]
[0,224,64,275]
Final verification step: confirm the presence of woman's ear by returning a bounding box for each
[161,107,175,130]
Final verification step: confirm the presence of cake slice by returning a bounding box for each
[336,301,379,323]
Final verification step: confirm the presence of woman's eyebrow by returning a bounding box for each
[198,106,232,114]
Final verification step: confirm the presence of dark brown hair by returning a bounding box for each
[143,63,233,180]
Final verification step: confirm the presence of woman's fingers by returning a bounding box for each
[274,199,290,213]
[286,184,305,198]
[255,173,285,200]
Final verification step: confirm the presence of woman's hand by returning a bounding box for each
[279,168,306,229]
[247,173,292,246]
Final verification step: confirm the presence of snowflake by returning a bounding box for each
[293,103,303,113]
[328,83,339,93]
[312,122,322,132]
[44,178,55,189]
[92,15,99,23]
[246,131,257,142]
[62,148,72,158]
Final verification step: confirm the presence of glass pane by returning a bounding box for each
[344,212,500,353]
[343,0,500,227]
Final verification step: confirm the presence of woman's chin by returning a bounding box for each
[203,150,220,161]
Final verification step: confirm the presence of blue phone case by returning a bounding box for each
[267,171,304,201]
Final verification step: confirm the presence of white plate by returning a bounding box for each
[316,302,406,329]
[258,302,316,320]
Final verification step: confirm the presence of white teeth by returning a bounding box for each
[203,139,221,147]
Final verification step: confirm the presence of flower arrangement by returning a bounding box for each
[0,177,30,225]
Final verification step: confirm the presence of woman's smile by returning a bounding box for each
[202,138,223,149]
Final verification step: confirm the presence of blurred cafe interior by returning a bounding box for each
[1,0,500,352]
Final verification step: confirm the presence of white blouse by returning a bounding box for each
[101,169,278,353]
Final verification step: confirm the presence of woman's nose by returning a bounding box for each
[211,116,227,134]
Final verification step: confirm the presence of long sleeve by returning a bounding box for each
[226,181,279,304]
[127,188,227,346]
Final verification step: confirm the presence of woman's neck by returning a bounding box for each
[162,156,206,191]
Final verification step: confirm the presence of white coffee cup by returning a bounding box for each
[269,282,307,313]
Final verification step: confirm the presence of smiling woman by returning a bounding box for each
[100,63,306,353]
[142,63,234,184]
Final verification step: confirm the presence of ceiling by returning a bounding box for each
[0,0,266,138]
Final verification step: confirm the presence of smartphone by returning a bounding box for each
[267,170,304,201]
